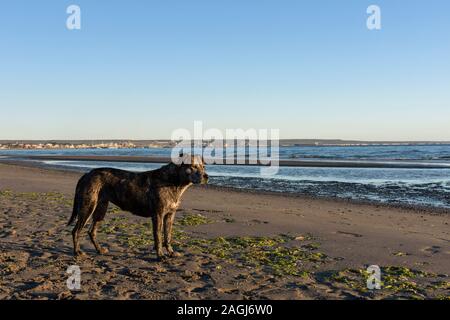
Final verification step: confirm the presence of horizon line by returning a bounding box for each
[1,139,450,143]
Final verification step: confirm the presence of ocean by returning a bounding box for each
[1,144,449,209]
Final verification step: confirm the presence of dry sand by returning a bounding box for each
[0,163,448,300]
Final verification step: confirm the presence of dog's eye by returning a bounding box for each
[185,168,192,174]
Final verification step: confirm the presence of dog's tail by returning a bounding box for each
[67,193,80,226]
[67,175,85,226]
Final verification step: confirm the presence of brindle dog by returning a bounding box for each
[67,154,208,259]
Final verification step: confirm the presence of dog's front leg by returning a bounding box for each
[152,214,165,259]
[164,210,180,257]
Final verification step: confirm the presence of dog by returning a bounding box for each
[67,154,208,259]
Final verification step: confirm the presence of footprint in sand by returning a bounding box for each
[247,219,269,225]
[0,251,30,275]
[336,231,363,238]
[0,230,17,238]
[192,208,223,214]
[421,246,441,254]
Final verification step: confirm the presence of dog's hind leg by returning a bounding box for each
[88,200,109,255]
[72,199,98,257]
[72,218,87,257]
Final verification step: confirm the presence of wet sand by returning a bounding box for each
[0,163,448,299]
[11,154,450,168]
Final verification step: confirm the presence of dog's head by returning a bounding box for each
[173,154,209,185]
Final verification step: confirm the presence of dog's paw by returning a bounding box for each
[156,254,167,262]
[74,251,87,258]
[98,247,109,255]
[168,251,182,258]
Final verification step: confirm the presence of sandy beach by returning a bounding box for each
[0,162,448,300]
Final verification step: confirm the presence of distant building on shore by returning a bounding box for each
[0,141,139,150]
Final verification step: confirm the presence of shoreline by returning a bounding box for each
[2,154,450,169]
[1,158,449,215]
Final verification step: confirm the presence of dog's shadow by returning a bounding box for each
[1,226,185,271]
[1,240,72,259]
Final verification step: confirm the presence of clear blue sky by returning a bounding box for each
[1,0,449,140]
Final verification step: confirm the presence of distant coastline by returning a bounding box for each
[0,139,449,150]
[0,141,172,150]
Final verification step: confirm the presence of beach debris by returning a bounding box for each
[392,251,408,256]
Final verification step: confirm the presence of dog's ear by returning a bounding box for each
[177,152,193,166]
[179,152,184,165]
[176,152,184,166]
